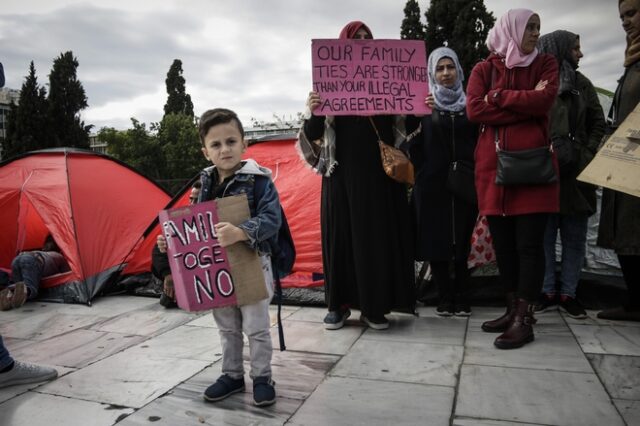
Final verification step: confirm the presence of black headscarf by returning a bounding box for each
[538,30,579,94]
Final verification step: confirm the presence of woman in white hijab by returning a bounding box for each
[410,47,478,317]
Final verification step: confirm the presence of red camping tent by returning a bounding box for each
[0,149,171,304]
[122,135,324,288]
[247,137,323,288]
[121,179,194,278]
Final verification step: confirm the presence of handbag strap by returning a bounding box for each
[494,128,553,153]
[368,117,382,142]
[567,90,579,139]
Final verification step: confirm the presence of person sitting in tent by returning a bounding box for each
[152,181,202,308]
[0,235,70,311]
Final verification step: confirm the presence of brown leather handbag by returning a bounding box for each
[369,117,414,185]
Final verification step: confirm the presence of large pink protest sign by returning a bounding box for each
[311,39,429,115]
[158,196,268,312]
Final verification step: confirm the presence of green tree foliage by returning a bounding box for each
[102,119,165,181]
[2,61,49,158]
[156,113,207,193]
[48,51,91,149]
[102,114,204,194]
[163,59,194,118]
[424,0,495,80]
[401,0,426,41]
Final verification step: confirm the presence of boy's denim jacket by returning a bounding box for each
[199,159,281,256]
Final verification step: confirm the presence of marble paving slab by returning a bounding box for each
[361,314,467,346]
[116,377,300,426]
[90,304,197,336]
[331,338,463,387]
[0,366,74,404]
[185,348,339,402]
[586,353,640,399]
[457,365,625,426]
[464,328,593,372]
[38,350,210,408]
[116,350,339,426]
[283,306,327,323]
[613,399,640,426]
[270,319,364,355]
[569,324,640,356]
[288,376,454,426]
[0,295,157,323]
[10,329,145,368]
[2,337,36,353]
[0,391,134,426]
[268,304,298,324]
[126,325,222,362]
[185,312,217,328]
[564,310,640,327]
[0,312,109,341]
[453,419,544,426]
[269,349,340,401]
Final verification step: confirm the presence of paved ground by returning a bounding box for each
[0,295,638,425]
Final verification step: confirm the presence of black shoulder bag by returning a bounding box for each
[495,128,557,185]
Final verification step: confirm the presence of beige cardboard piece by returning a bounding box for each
[216,194,269,305]
[577,103,640,197]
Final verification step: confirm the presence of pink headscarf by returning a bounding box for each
[487,9,539,69]
[339,21,373,39]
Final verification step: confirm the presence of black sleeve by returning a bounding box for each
[151,245,171,280]
[302,114,327,141]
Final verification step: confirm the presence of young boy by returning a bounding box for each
[197,108,280,407]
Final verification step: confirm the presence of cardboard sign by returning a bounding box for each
[158,194,268,312]
[578,102,640,197]
[311,39,429,116]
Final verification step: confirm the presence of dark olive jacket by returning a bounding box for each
[551,71,605,216]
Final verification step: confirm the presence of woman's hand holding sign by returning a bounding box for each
[307,91,322,112]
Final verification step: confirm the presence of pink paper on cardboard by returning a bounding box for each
[158,200,238,311]
[311,39,430,116]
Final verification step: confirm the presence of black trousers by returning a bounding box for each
[618,255,640,310]
[431,259,469,302]
[487,214,549,302]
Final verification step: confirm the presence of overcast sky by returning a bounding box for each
[0,0,626,130]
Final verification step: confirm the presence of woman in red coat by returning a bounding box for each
[466,9,559,349]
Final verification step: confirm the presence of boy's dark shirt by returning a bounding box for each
[208,171,235,200]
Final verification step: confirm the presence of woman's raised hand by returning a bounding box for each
[425,94,435,109]
[307,91,322,111]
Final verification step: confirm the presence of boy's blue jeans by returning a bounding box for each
[543,213,589,298]
[0,335,14,371]
[212,256,274,380]
[11,253,42,299]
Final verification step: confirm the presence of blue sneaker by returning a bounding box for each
[323,308,351,330]
[203,374,245,402]
[253,376,276,407]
